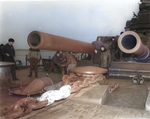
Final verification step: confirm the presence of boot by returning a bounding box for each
[13,77,19,80]
[35,72,38,77]
[28,72,32,77]
[11,65,19,80]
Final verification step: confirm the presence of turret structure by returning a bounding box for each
[125,0,150,48]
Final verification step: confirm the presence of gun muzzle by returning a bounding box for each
[118,31,150,62]
[27,31,95,54]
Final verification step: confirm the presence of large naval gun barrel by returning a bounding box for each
[27,31,95,54]
[109,31,150,78]
[118,31,150,62]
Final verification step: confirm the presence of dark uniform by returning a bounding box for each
[3,43,15,62]
[0,44,4,61]
[92,49,100,67]
[3,39,18,80]
[99,46,111,79]
[92,40,104,66]
[99,50,111,69]
[110,38,118,61]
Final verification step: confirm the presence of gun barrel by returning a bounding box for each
[118,31,150,62]
[27,31,95,54]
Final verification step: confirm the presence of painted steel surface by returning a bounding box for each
[27,31,95,54]
[70,66,108,75]
[118,31,150,62]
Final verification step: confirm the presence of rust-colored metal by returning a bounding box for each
[27,31,95,54]
[10,78,53,95]
[70,66,108,75]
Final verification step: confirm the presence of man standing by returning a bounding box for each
[92,36,104,67]
[99,45,111,79]
[27,48,41,77]
[110,37,118,61]
[0,44,4,61]
[3,38,19,80]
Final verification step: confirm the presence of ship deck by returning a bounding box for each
[0,66,150,119]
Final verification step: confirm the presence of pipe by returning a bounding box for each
[27,31,95,54]
[109,73,136,77]
[109,68,150,73]
[118,31,150,62]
